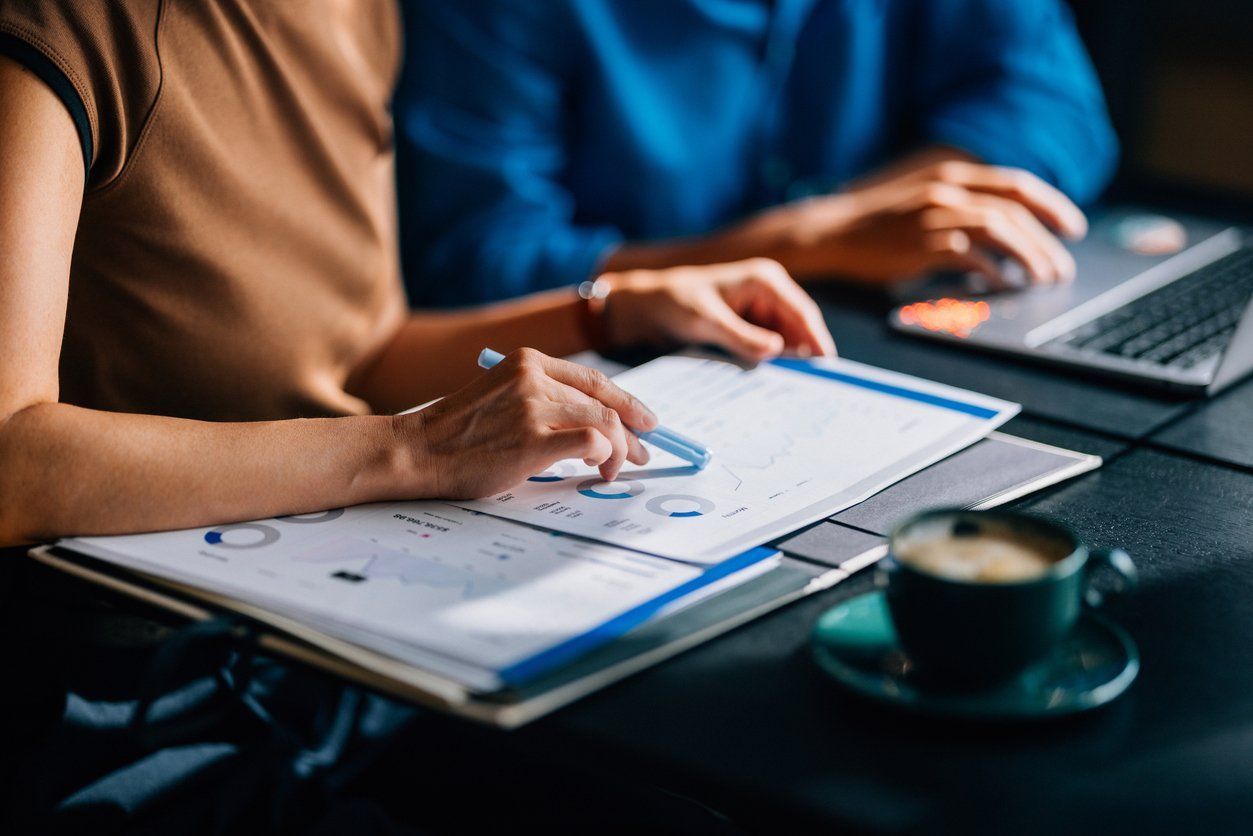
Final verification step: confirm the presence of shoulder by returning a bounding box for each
[0,0,163,189]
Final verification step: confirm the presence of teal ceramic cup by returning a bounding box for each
[880,509,1136,687]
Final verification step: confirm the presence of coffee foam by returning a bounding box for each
[895,518,1070,584]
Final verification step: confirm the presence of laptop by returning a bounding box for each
[888,208,1253,396]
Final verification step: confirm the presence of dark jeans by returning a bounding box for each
[1,552,739,835]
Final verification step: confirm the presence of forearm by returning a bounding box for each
[0,402,412,545]
[349,288,593,413]
[602,234,756,275]
[846,145,979,190]
[604,215,836,281]
[602,202,871,281]
[603,148,981,279]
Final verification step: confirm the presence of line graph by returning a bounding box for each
[293,535,503,598]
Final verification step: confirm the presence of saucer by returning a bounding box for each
[810,591,1139,720]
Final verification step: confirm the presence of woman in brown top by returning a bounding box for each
[0,1,834,546]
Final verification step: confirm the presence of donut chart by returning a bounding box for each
[577,478,645,500]
[277,508,345,524]
[204,523,281,549]
[645,494,715,518]
[528,462,576,483]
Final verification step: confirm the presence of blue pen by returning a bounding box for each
[477,348,712,470]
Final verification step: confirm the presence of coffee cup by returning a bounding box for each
[879,509,1136,687]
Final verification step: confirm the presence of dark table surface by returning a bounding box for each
[513,447,1253,835]
[1148,376,1253,471]
[405,293,1253,834]
[22,289,1246,833]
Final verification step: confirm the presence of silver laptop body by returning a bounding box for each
[888,207,1253,396]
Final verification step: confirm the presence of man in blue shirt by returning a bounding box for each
[396,0,1118,307]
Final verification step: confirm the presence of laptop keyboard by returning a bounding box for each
[1048,246,1253,369]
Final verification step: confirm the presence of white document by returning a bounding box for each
[63,503,777,691]
[463,354,1019,563]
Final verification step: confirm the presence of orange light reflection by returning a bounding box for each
[898,298,991,338]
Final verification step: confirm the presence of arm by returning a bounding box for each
[0,57,416,543]
[609,0,1115,287]
[606,154,1087,288]
[0,58,832,544]
[395,1,620,306]
[908,0,1119,205]
[347,289,593,413]
[0,60,653,544]
[348,260,836,414]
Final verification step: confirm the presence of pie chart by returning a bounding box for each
[645,494,716,518]
[277,508,345,524]
[529,462,576,483]
[577,478,645,500]
[203,523,281,549]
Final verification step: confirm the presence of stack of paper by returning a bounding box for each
[67,503,778,691]
[465,354,1018,562]
[63,354,1018,692]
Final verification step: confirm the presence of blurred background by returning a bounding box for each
[1071,0,1253,218]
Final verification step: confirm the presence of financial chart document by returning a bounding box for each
[464,354,1019,563]
[64,504,775,690]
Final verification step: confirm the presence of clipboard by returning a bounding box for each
[30,431,1099,728]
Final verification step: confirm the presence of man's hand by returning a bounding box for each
[719,160,1088,288]
[602,258,837,362]
[402,348,659,498]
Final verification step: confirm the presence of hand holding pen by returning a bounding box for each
[478,348,711,469]
[407,347,700,500]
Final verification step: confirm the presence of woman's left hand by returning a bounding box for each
[601,258,837,362]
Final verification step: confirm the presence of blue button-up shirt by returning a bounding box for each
[395,0,1118,307]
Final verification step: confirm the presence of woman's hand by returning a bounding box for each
[601,258,837,362]
[400,348,658,498]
